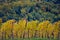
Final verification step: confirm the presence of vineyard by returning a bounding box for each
[0,19,60,40]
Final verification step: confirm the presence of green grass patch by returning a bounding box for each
[1,38,60,40]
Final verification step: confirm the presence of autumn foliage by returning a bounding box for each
[0,19,60,39]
